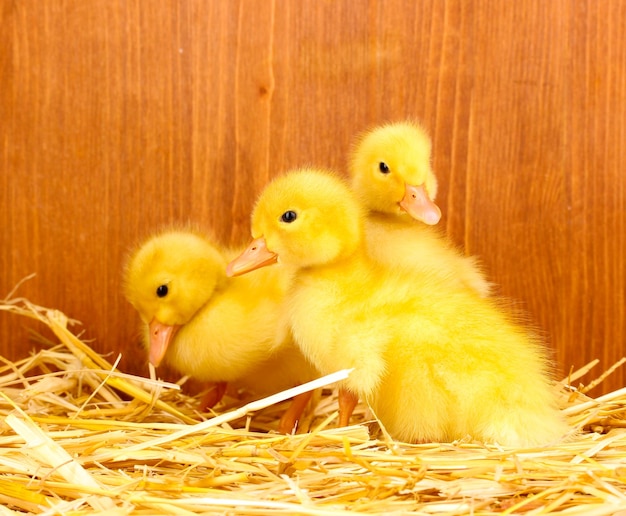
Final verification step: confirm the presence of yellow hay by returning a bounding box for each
[1,296,626,514]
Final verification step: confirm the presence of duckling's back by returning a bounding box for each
[364,214,492,297]
[368,272,567,446]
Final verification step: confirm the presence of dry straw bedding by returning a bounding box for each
[1,296,626,515]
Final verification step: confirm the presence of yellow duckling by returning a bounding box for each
[123,229,317,432]
[227,169,568,447]
[350,121,491,297]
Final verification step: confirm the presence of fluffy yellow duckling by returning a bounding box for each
[227,169,568,447]
[350,121,491,297]
[123,230,318,432]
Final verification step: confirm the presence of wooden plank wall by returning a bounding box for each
[1,1,625,394]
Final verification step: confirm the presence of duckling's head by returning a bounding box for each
[123,231,226,365]
[227,168,363,276]
[349,121,441,224]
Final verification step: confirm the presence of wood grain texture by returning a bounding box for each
[1,1,625,393]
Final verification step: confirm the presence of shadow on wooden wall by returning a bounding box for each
[1,1,624,394]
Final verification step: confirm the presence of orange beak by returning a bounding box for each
[148,318,179,367]
[399,184,442,225]
[226,237,278,277]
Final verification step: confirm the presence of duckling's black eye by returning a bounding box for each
[156,285,169,298]
[379,162,390,174]
[281,210,297,223]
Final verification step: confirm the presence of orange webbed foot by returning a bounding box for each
[199,381,228,411]
[338,388,359,427]
[278,391,313,434]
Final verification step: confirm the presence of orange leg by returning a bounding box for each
[199,381,228,411]
[338,388,359,427]
[278,391,313,434]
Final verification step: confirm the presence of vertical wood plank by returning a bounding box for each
[567,1,626,378]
